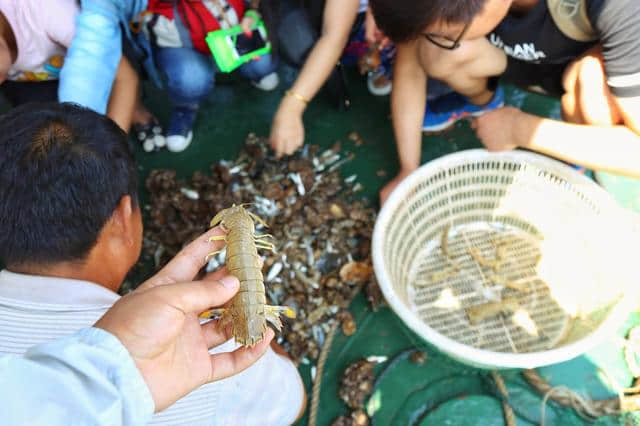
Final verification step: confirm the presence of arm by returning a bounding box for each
[0,328,154,426]
[270,0,360,156]
[475,99,640,178]
[106,56,139,132]
[287,0,359,111]
[379,41,426,204]
[522,97,640,177]
[58,1,123,113]
[392,41,427,173]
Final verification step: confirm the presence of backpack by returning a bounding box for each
[146,0,246,54]
[546,0,598,42]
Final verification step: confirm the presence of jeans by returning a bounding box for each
[155,46,277,108]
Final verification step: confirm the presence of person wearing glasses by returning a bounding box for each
[372,0,640,209]
[371,0,507,203]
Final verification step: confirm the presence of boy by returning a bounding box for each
[0,103,305,425]
[147,0,279,152]
[371,0,640,204]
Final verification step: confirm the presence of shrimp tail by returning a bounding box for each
[265,305,296,331]
[199,308,226,320]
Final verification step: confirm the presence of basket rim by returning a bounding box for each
[372,149,634,369]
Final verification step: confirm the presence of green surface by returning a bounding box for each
[595,172,640,213]
[136,68,639,425]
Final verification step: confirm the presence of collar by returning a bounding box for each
[0,269,119,311]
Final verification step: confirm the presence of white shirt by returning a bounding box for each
[0,270,304,426]
[0,0,78,81]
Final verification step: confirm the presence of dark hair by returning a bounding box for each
[369,0,489,43]
[0,103,138,268]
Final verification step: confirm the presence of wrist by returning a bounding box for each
[399,164,418,176]
[510,108,534,148]
[282,91,308,114]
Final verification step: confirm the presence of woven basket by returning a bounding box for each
[372,150,640,369]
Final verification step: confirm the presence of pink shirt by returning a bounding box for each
[0,0,78,81]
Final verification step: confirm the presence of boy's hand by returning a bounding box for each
[472,107,520,152]
[270,97,306,157]
[379,169,414,206]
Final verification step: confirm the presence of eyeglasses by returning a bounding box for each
[423,22,470,50]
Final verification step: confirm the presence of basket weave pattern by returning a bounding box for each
[373,150,638,369]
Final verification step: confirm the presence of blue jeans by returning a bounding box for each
[155,46,277,108]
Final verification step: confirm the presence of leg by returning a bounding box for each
[255,242,276,252]
[563,47,640,212]
[561,45,623,126]
[155,46,215,107]
[238,53,279,90]
[253,233,274,240]
[238,53,278,81]
[155,46,215,151]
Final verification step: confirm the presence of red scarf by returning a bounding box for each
[147,0,246,53]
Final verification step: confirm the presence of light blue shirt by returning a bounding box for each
[0,327,154,425]
[59,0,159,113]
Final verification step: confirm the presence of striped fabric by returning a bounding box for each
[0,270,303,426]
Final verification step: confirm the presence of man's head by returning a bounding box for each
[369,0,513,45]
[0,103,142,291]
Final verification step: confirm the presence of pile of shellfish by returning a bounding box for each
[136,134,383,364]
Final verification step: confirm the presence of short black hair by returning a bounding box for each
[369,0,489,43]
[0,103,138,268]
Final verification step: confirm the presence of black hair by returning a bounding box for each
[369,0,489,43]
[0,103,138,268]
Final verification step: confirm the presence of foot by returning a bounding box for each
[423,86,505,132]
[367,70,392,96]
[251,72,279,91]
[166,106,198,153]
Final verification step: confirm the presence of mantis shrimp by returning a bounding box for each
[201,205,295,346]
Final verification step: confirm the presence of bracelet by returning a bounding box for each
[286,90,310,105]
[244,10,261,22]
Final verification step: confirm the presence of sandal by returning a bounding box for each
[132,116,166,152]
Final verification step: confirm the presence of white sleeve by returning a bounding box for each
[0,327,154,426]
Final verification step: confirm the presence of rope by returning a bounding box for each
[523,325,640,423]
[491,371,517,426]
[522,369,621,423]
[309,283,365,426]
[308,321,339,426]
